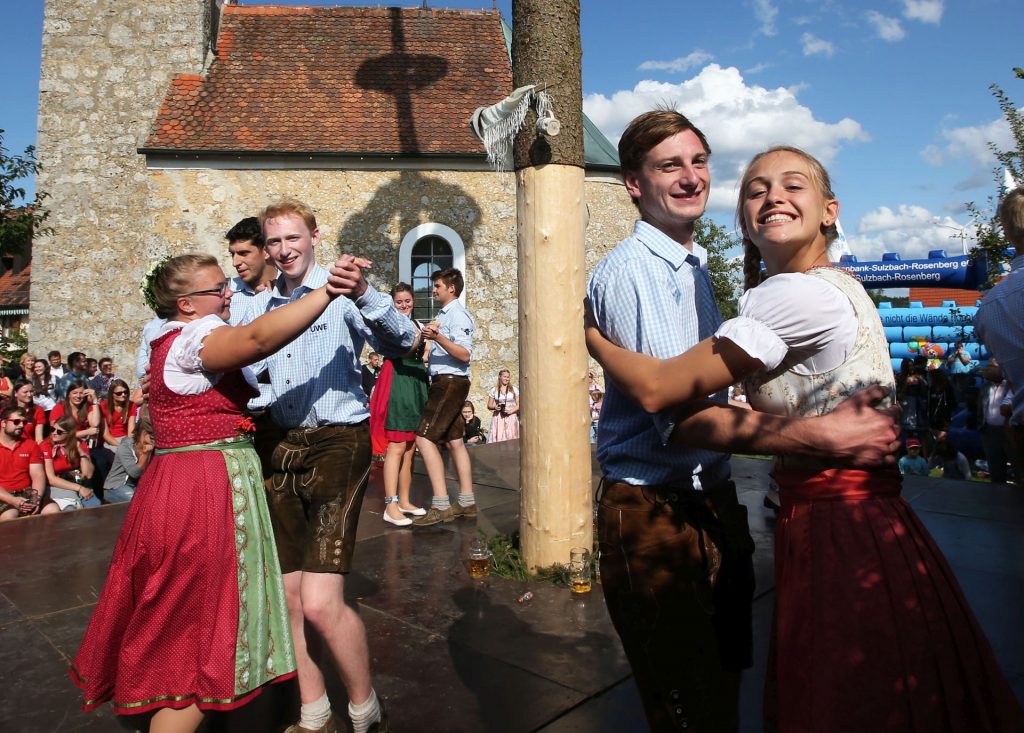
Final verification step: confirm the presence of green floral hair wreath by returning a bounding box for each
[140,255,172,313]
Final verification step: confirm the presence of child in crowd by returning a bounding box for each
[898,438,929,476]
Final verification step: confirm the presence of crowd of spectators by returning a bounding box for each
[894,352,1018,483]
[0,350,153,519]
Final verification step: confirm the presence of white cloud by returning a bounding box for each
[801,33,835,58]
[752,0,778,36]
[638,50,713,74]
[921,115,1013,168]
[849,205,972,260]
[866,11,905,41]
[582,64,869,213]
[903,0,944,24]
[744,62,770,75]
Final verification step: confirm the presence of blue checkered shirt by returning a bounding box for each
[975,253,1024,424]
[228,276,260,326]
[244,264,417,428]
[428,299,475,377]
[587,220,730,490]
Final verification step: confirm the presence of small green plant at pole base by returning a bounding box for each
[483,532,582,584]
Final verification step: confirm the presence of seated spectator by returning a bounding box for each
[42,415,99,511]
[90,357,119,396]
[930,439,971,480]
[100,379,134,450]
[51,379,111,491]
[54,351,88,401]
[462,400,484,446]
[898,438,929,476]
[0,369,12,402]
[0,406,57,520]
[47,350,66,380]
[11,379,46,444]
[31,359,57,411]
[50,380,101,443]
[84,357,99,381]
[103,412,154,503]
[15,352,36,382]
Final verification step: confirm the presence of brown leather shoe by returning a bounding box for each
[284,716,337,733]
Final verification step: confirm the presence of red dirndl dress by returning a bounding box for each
[70,326,295,715]
[766,467,1024,732]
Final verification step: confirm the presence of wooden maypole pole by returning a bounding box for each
[511,0,591,571]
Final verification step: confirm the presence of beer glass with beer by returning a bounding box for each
[468,538,492,579]
[568,547,592,594]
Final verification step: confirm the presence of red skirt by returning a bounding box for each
[766,467,1024,732]
[70,448,294,714]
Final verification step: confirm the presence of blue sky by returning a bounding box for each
[3,0,1022,261]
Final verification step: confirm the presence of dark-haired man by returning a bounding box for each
[412,267,477,526]
[0,406,56,520]
[54,351,87,401]
[587,109,899,732]
[226,216,277,326]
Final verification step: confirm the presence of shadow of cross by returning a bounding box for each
[354,7,448,153]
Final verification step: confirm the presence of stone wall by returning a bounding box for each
[33,0,637,416]
[143,166,635,408]
[33,0,211,366]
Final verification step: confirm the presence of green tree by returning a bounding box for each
[965,68,1023,281]
[0,129,49,256]
[694,217,742,319]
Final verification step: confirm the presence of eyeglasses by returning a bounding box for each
[184,280,231,298]
[52,428,68,436]
[112,390,129,396]
[6,418,26,425]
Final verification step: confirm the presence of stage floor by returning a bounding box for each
[2,442,1022,732]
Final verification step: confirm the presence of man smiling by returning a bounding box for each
[247,198,415,733]
[587,109,898,732]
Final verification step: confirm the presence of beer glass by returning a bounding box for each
[569,547,592,594]
[468,538,492,579]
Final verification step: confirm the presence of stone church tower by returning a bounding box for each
[33,0,218,367]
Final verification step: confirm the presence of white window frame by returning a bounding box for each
[398,222,467,307]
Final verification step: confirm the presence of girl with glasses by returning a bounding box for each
[42,415,99,511]
[73,252,357,732]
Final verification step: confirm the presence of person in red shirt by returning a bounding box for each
[100,379,134,449]
[11,379,46,444]
[49,379,101,441]
[0,406,55,520]
[42,415,98,510]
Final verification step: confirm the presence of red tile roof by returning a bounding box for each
[144,5,512,156]
[0,260,31,309]
[907,287,982,307]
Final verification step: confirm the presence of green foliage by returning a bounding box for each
[0,129,50,256]
[694,217,742,319]
[484,533,577,583]
[866,289,909,308]
[0,327,28,362]
[965,71,1023,281]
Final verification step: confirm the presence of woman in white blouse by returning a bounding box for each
[586,147,1024,732]
[72,252,356,733]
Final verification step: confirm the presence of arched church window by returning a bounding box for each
[398,223,466,321]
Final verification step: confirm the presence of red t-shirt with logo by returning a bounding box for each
[0,438,43,490]
[16,405,47,439]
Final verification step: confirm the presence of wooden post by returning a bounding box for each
[512,0,591,571]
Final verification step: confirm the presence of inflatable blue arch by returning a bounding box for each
[835,249,988,290]
[834,247,1016,372]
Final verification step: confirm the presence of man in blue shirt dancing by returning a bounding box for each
[249,198,415,733]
